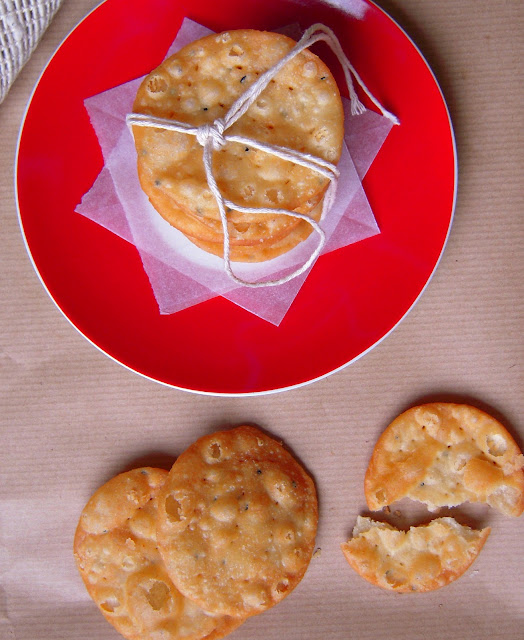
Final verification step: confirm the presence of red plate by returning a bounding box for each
[16,0,456,395]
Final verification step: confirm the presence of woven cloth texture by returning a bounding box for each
[0,0,63,103]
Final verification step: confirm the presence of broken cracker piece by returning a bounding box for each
[341,515,490,593]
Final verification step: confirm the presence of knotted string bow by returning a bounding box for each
[127,23,399,287]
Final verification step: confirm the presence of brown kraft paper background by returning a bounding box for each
[1,1,523,638]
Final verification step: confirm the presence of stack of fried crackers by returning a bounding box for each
[74,426,318,640]
[131,29,344,262]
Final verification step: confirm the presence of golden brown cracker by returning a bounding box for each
[364,403,524,517]
[140,169,323,250]
[156,426,318,618]
[74,468,243,640]
[341,516,490,593]
[186,200,322,262]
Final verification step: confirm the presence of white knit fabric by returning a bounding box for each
[0,0,62,103]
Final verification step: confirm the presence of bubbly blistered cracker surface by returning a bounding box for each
[132,29,343,248]
[74,468,243,640]
[156,426,318,618]
[365,403,524,516]
[140,170,323,251]
[186,199,322,262]
[341,516,490,592]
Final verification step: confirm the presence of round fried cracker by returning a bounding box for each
[140,169,323,248]
[341,516,490,593]
[365,403,524,517]
[132,29,343,246]
[74,468,243,640]
[156,426,318,618]
[186,200,322,262]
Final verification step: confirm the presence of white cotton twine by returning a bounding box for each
[126,23,399,288]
